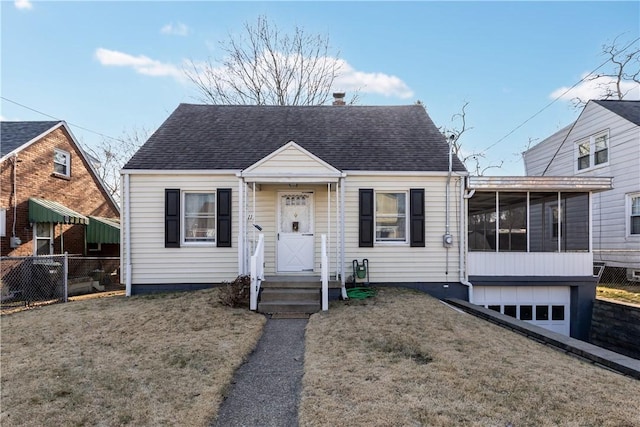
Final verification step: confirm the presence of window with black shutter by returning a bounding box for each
[217,188,232,247]
[359,189,374,247]
[410,188,425,247]
[165,189,180,248]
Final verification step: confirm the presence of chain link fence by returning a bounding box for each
[595,263,640,288]
[1,254,120,312]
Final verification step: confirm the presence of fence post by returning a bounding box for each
[63,252,68,302]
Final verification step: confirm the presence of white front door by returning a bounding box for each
[277,192,315,272]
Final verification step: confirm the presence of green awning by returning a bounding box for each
[28,197,89,225]
[87,216,120,244]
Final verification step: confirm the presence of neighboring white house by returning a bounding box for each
[121,99,612,340]
[523,100,640,280]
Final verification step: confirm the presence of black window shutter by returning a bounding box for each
[410,188,425,247]
[359,189,374,247]
[217,188,232,247]
[165,189,180,248]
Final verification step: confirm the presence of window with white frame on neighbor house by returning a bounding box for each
[53,149,70,177]
[183,192,216,244]
[576,131,609,172]
[630,193,640,236]
[375,192,407,242]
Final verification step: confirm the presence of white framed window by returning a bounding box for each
[182,192,216,245]
[34,223,53,255]
[628,193,640,236]
[375,191,407,243]
[53,149,71,177]
[575,131,609,172]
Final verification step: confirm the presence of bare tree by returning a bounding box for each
[572,35,640,108]
[435,101,503,176]
[87,127,148,206]
[185,16,346,106]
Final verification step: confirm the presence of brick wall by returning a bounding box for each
[590,299,640,360]
[1,126,119,256]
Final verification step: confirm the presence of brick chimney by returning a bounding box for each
[332,92,346,106]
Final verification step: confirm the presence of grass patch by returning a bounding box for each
[301,287,640,426]
[597,283,640,305]
[1,288,265,426]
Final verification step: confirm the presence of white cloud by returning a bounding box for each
[14,0,33,10]
[551,73,640,102]
[161,22,190,37]
[94,47,414,100]
[95,48,185,81]
[334,59,414,99]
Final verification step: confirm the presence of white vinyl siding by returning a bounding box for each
[343,174,462,283]
[124,174,238,284]
[524,101,640,268]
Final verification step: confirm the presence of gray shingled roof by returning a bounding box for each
[1,121,62,157]
[593,100,640,126]
[124,104,467,172]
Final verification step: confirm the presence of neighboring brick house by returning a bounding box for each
[1,121,120,257]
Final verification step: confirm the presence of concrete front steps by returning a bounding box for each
[257,277,341,315]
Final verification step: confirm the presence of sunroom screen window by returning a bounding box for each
[470,191,589,253]
[560,193,589,251]
[468,192,496,251]
[184,193,216,242]
[529,192,559,252]
[498,192,527,251]
[376,192,406,242]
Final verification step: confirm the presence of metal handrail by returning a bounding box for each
[250,233,264,311]
[321,234,328,311]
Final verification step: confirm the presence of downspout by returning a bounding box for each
[12,154,18,239]
[461,175,475,303]
[237,175,244,275]
[340,175,347,299]
[124,173,132,297]
[444,135,454,282]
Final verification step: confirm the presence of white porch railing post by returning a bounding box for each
[250,233,264,311]
[321,234,328,311]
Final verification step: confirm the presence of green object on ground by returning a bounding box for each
[346,287,377,300]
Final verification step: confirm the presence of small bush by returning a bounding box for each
[218,275,251,308]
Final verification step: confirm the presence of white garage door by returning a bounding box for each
[474,286,570,336]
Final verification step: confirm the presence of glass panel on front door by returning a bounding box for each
[280,194,311,233]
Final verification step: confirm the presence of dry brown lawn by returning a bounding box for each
[1,288,265,426]
[302,287,640,427]
[597,283,640,305]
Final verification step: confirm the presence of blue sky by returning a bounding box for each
[2,1,639,175]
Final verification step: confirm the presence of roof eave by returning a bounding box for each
[468,176,613,192]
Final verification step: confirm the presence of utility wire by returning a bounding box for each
[1,96,126,143]
[479,36,640,155]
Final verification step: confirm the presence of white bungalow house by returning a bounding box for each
[120,99,611,340]
[120,101,469,304]
[523,100,640,280]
